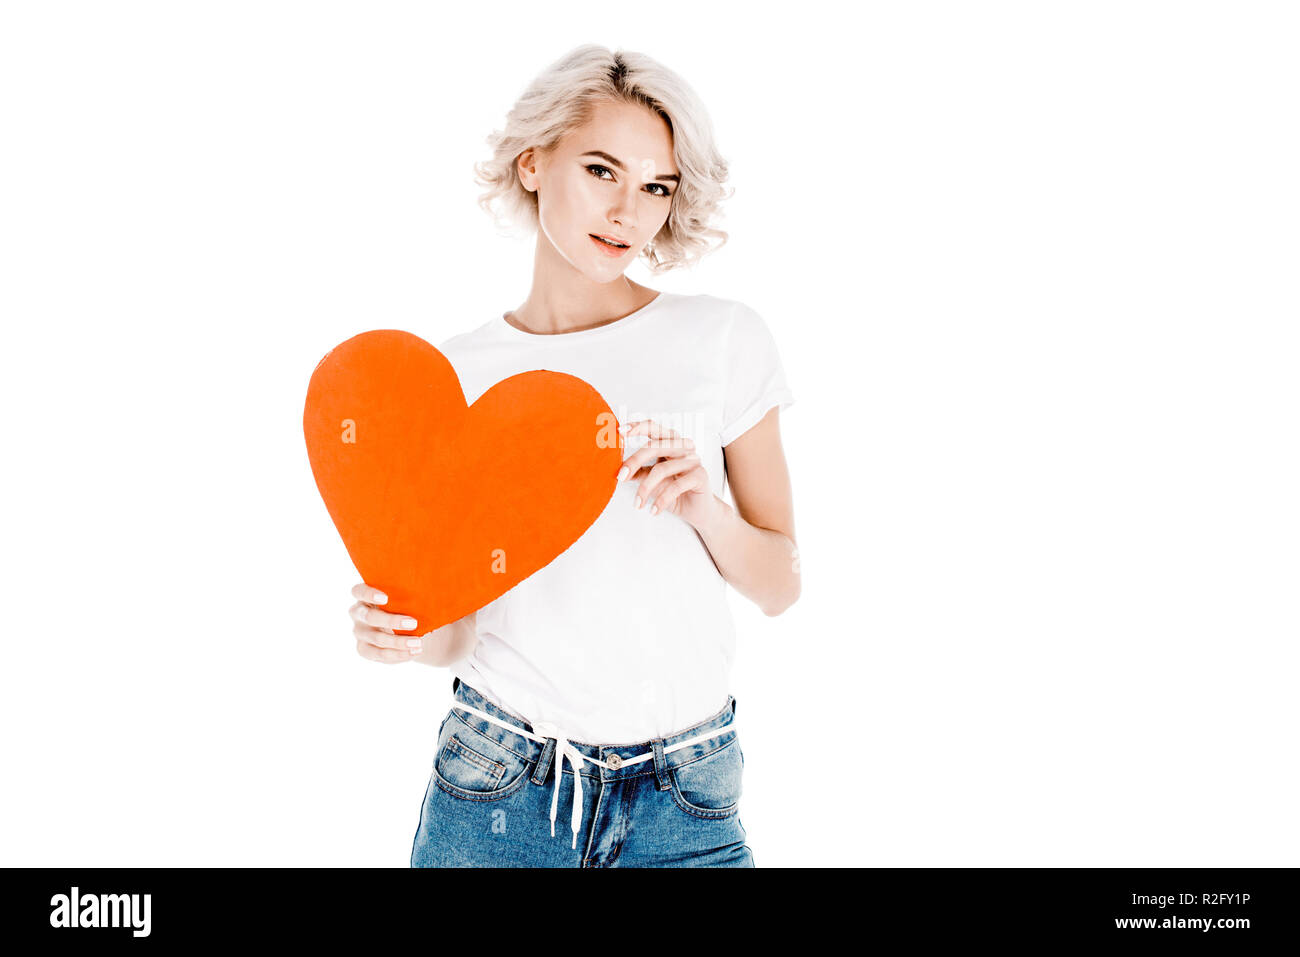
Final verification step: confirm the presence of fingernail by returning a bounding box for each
[635,497,642,509]
[617,466,628,481]
[374,592,388,604]
[650,504,659,515]
[406,639,423,651]
[401,618,417,629]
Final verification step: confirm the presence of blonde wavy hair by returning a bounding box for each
[472,44,732,273]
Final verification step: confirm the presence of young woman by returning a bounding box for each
[347,45,799,867]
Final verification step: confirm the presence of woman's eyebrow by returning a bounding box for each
[580,150,680,183]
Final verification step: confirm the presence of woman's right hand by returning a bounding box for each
[350,582,424,664]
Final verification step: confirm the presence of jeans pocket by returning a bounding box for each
[432,712,533,802]
[669,736,743,820]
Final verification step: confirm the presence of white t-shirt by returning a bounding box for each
[437,290,795,744]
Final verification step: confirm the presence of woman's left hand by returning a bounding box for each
[617,419,720,531]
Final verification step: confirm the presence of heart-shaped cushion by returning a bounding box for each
[304,329,622,636]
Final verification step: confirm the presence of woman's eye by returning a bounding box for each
[586,164,673,198]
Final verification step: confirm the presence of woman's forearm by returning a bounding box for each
[694,494,800,616]
[414,610,479,667]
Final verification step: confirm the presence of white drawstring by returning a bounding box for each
[529,720,582,848]
[447,702,738,852]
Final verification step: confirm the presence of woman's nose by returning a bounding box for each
[608,192,641,228]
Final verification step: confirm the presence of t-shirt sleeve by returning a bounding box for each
[719,301,796,446]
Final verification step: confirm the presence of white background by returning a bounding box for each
[2,1,1296,867]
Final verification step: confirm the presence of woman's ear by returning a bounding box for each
[516,148,540,192]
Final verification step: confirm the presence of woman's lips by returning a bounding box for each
[590,234,630,257]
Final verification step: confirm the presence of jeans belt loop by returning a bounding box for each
[530,736,556,787]
[651,738,671,791]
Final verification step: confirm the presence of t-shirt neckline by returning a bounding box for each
[494,291,668,342]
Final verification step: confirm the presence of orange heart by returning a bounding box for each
[303,329,623,636]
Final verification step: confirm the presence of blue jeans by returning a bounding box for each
[410,677,755,867]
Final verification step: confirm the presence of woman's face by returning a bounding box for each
[518,99,679,280]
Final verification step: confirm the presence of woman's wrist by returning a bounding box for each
[691,494,735,539]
